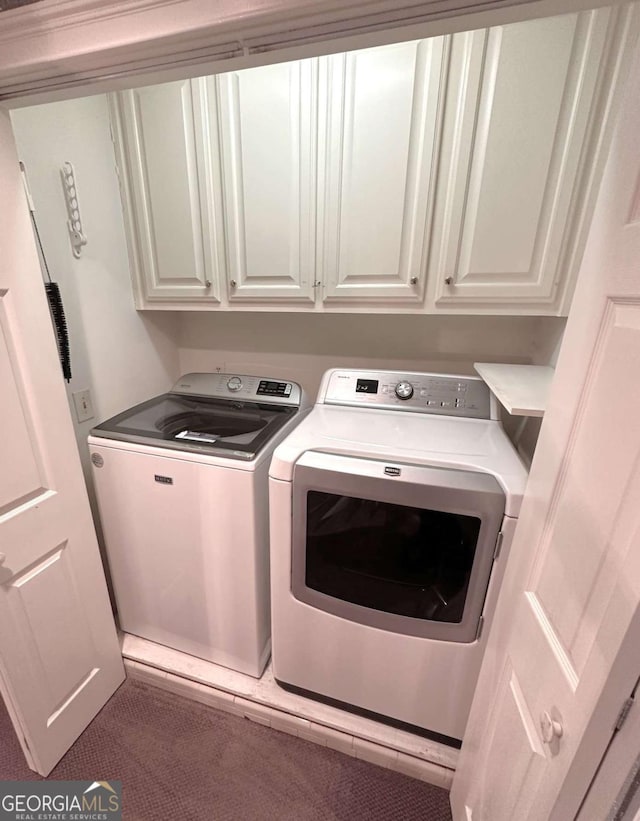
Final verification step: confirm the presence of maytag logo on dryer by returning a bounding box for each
[384,466,401,476]
[154,474,173,485]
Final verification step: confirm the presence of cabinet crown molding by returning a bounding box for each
[0,0,618,101]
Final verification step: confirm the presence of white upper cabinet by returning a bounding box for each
[428,10,610,311]
[110,79,224,306]
[215,60,317,303]
[318,39,444,304]
[111,8,632,314]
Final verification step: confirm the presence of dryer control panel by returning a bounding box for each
[320,369,494,419]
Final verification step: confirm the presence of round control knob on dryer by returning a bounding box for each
[395,381,414,400]
[227,376,243,392]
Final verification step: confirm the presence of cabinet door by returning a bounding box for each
[112,79,223,304]
[216,60,317,302]
[318,39,444,304]
[429,10,609,311]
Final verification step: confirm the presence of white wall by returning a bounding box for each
[178,312,565,400]
[10,94,181,559]
[11,95,180,444]
[178,312,565,466]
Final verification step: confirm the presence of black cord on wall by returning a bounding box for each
[22,162,73,383]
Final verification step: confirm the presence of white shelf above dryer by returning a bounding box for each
[474,363,554,417]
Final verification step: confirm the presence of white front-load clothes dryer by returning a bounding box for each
[89,373,309,677]
[269,368,528,744]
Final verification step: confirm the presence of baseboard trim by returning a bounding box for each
[122,647,456,790]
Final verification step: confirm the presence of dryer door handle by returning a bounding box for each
[293,450,505,499]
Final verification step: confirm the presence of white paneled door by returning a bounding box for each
[450,36,640,821]
[0,108,124,776]
[430,9,611,310]
[111,80,223,304]
[216,60,317,302]
[319,39,444,303]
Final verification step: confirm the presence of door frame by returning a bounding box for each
[556,599,640,819]
[0,0,637,810]
[576,668,640,820]
[0,0,626,106]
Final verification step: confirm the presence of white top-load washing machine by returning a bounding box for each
[89,373,309,678]
[269,368,528,744]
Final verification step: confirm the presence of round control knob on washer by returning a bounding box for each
[227,376,243,392]
[395,381,414,400]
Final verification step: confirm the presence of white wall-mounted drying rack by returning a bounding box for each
[60,161,87,258]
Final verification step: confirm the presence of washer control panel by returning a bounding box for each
[257,379,293,398]
[171,373,302,406]
[322,370,492,419]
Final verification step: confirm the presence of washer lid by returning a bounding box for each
[90,392,297,460]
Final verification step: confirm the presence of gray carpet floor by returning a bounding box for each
[0,678,453,820]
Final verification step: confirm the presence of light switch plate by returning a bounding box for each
[72,388,94,423]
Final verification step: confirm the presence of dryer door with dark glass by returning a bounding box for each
[291,452,505,642]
